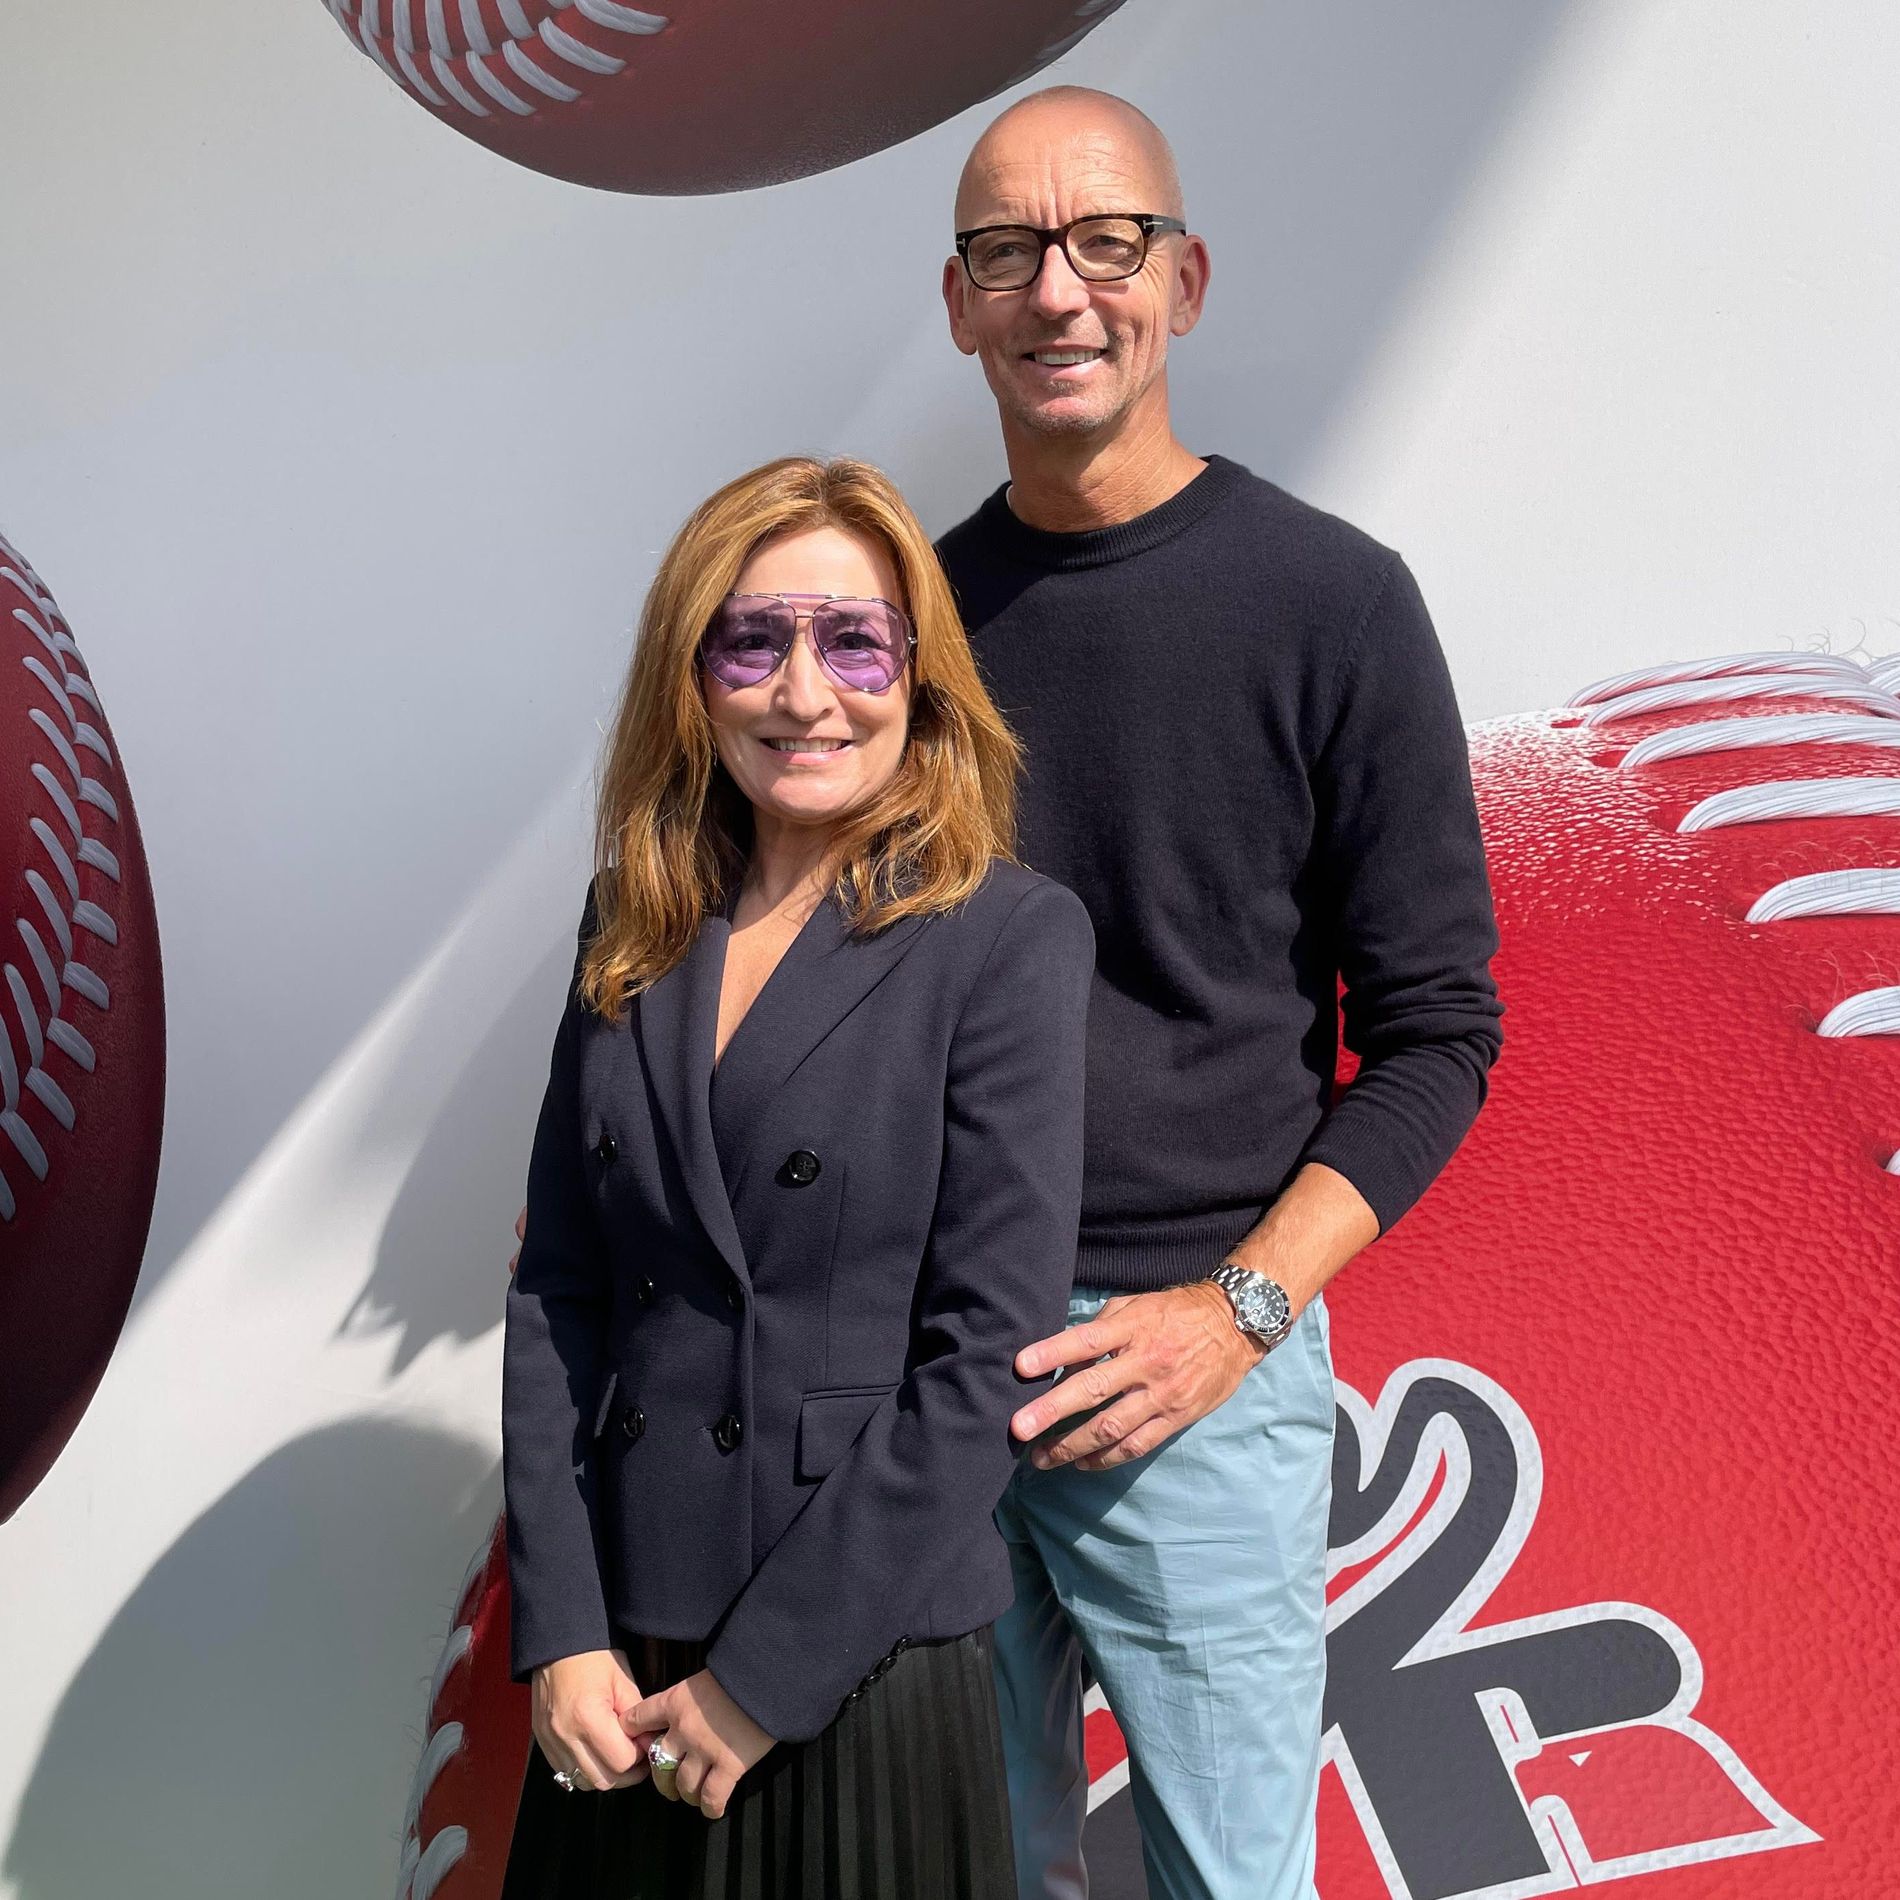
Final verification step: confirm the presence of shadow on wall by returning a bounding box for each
[2,1421,500,1900]
[342,928,579,1376]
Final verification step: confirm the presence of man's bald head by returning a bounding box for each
[953,86,1185,230]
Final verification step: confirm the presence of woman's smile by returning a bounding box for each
[758,735,853,758]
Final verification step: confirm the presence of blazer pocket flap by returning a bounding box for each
[795,1383,898,1482]
[590,1370,620,1440]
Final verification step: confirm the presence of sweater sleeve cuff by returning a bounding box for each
[1297,1046,1491,1236]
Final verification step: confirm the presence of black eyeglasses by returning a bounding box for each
[954,214,1188,292]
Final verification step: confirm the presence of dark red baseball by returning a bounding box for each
[320,0,1129,194]
[0,532,165,1522]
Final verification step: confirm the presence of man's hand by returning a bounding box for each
[509,1203,526,1278]
[622,1669,777,1820]
[1009,1281,1265,1471]
[531,1648,652,1793]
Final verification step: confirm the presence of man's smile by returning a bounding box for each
[1022,343,1109,383]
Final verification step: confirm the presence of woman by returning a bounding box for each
[498,456,1094,1899]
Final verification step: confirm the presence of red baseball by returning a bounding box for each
[1317,649,1900,1898]
[0,532,165,1523]
[319,0,1129,194]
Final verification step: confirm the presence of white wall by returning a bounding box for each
[1,2,1895,1894]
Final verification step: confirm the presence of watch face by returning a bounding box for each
[1240,1277,1291,1337]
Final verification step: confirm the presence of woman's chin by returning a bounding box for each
[751,788,863,831]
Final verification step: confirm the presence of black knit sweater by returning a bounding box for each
[936,454,1505,1292]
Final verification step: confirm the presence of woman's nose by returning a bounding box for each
[772,624,833,715]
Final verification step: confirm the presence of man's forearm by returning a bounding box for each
[1224,1161,1381,1317]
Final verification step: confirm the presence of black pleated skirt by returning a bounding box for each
[500,1623,1018,1900]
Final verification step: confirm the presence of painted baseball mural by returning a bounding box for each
[317,0,1130,192]
[0,533,165,1524]
[6,6,1897,1897]
[395,650,1897,1899]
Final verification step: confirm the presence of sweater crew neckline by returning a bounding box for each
[977,453,1246,572]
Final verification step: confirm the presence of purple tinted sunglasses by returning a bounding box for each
[699,592,916,696]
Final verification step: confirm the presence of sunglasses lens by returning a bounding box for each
[814,600,910,692]
[702,597,792,687]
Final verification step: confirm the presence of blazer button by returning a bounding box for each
[620,1403,645,1442]
[723,1277,744,1313]
[635,1276,656,1307]
[783,1149,821,1187]
[594,1131,617,1165]
[713,1413,744,1453]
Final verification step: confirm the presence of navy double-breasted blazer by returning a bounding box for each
[501,858,1093,1743]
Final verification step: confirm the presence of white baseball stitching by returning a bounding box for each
[1,532,125,1225]
[1680,777,1900,831]
[1572,648,1900,1174]
[1568,652,1867,703]
[1578,669,1900,726]
[328,0,667,120]
[1621,711,1900,768]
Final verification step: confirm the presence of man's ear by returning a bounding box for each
[1170,234,1212,340]
[942,257,980,357]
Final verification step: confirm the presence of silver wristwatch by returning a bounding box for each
[1208,1262,1294,1353]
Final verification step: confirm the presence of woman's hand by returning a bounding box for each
[532,1648,651,1793]
[622,1669,777,1820]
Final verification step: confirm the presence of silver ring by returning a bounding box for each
[647,1740,681,1774]
[551,1768,582,1793]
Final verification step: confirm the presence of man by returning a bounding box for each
[932,87,1504,1900]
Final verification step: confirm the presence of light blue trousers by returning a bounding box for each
[991,1284,1335,1900]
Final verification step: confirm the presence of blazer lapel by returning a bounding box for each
[634,917,752,1287]
[709,892,934,1194]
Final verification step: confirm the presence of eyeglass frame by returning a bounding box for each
[697,591,918,695]
[953,213,1189,292]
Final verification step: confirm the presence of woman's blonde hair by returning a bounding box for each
[579,456,1021,1018]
